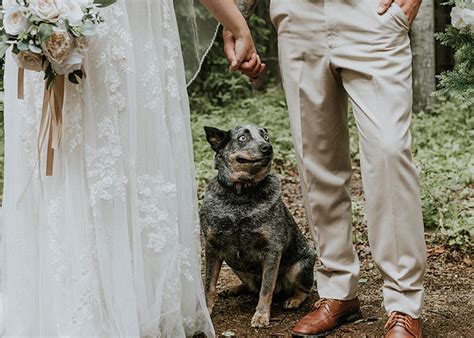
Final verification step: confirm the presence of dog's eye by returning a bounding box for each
[239,135,247,142]
[263,135,270,141]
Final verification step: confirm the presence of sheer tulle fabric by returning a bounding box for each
[0,0,214,336]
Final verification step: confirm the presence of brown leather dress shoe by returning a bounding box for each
[292,297,362,336]
[385,311,422,338]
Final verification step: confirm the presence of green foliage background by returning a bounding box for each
[0,2,471,251]
[435,0,474,107]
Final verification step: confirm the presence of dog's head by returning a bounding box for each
[204,125,274,187]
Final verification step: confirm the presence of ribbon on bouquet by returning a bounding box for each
[17,67,65,176]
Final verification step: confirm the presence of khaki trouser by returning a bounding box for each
[270,0,427,318]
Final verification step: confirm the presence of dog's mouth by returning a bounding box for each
[236,156,271,165]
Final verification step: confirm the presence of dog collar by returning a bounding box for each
[217,174,261,194]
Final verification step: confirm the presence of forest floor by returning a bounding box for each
[200,166,473,337]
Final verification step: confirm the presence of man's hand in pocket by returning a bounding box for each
[377,0,422,25]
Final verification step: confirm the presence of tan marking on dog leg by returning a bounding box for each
[251,255,281,328]
[205,256,222,315]
[286,262,302,284]
[256,225,273,241]
[283,289,309,309]
[220,283,249,297]
[233,270,260,293]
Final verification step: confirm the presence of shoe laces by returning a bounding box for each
[313,298,331,311]
[385,311,415,334]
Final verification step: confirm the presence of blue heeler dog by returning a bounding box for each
[200,125,316,328]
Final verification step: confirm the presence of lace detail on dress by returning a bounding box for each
[86,117,127,206]
[180,245,194,282]
[48,198,67,287]
[161,0,185,134]
[18,72,44,171]
[143,40,164,111]
[137,175,178,253]
[63,86,84,154]
[66,241,99,335]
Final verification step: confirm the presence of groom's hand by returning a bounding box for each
[223,28,266,81]
[377,0,422,25]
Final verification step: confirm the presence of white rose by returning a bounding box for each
[3,6,30,35]
[29,0,63,23]
[2,0,17,10]
[451,6,474,32]
[62,0,84,25]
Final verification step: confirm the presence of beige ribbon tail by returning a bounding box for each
[17,75,67,205]
[46,120,55,177]
[17,67,25,100]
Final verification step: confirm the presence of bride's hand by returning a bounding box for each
[223,28,266,79]
[200,0,265,79]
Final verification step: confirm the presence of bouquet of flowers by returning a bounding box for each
[1,0,115,84]
[0,0,116,175]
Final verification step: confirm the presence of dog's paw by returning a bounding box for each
[219,284,249,298]
[283,296,304,309]
[251,311,270,328]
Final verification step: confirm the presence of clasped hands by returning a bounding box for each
[222,28,266,83]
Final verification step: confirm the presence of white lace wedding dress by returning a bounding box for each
[0,0,214,336]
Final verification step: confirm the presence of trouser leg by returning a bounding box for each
[272,0,360,300]
[330,0,427,317]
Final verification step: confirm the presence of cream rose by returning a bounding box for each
[62,0,84,25]
[2,0,17,10]
[3,7,30,35]
[15,51,44,72]
[42,29,73,67]
[29,0,63,23]
[43,29,85,74]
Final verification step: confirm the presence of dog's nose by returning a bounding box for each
[260,144,273,154]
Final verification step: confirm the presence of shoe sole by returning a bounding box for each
[291,310,363,337]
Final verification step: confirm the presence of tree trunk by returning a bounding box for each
[410,0,436,113]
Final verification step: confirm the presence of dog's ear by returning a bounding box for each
[204,126,230,151]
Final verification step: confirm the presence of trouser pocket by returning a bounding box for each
[388,2,410,31]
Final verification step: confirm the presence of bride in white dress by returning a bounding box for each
[0,0,262,336]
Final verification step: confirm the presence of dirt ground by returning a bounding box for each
[202,167,474,337]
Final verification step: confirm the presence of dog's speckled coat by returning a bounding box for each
[200,125,316,328]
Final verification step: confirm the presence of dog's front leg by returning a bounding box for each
[251,252,282,328]
[204,246,223,315]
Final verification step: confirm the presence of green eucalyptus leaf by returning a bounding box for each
[94,0,117,8]
[17,41,29,51]
[38,23,54,43]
